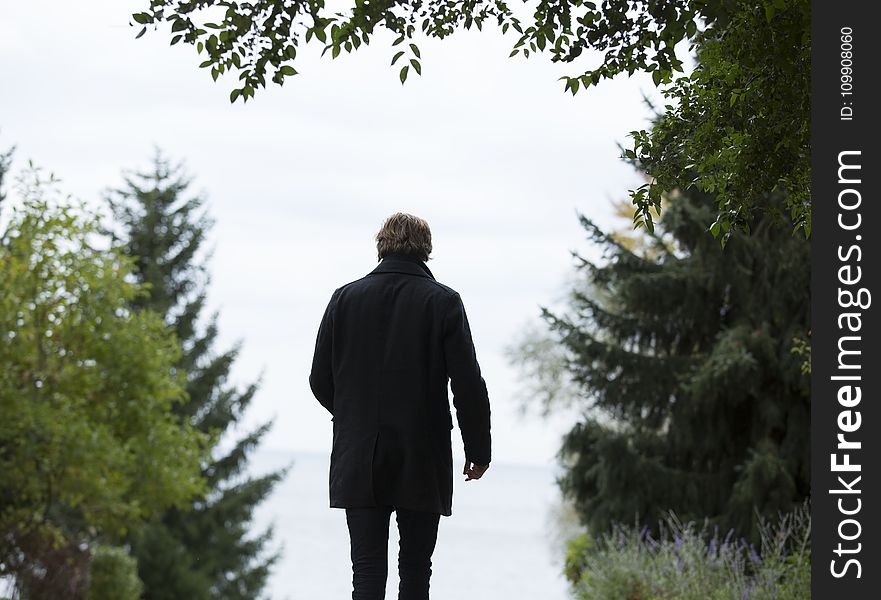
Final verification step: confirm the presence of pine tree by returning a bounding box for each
[543,188,810,540]
[107,152,285,599]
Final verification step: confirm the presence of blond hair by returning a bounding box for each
[375,213,433,262]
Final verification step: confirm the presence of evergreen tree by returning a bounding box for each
[107,152,285,599]
[541,188,809,540]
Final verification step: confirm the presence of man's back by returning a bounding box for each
[309,213,491,600]
[309,254,491,516]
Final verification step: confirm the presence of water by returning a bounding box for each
[250,451,572,600]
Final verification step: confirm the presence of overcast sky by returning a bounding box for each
[1,0,661,467]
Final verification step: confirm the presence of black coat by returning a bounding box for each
[309,254,491,516]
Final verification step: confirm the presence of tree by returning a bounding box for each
[86,546,144,600]
[0,164,206,598]
[628,0,810,240]
[106,152,284,600]
[519,184,809,540]
[0,144,13,208]
[132,0,810,236]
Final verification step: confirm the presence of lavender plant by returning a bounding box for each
[564,504,810,600]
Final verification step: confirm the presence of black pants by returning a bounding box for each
[345,506,441,600]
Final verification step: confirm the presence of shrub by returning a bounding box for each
[565,504,810,600]
[86,546,143,600]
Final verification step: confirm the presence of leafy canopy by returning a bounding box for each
[133,0,810,238]
[132,0,701,100]
[629,0,810,240]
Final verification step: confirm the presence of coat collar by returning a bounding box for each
[369,254,436,280]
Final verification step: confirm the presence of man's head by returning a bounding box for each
[375,212,432,262]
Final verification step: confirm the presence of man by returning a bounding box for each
[309,212,492,600]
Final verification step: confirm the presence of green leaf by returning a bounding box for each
[391,51,405,65]
[399,65,409,84]
[230,88,241,103]
[709,221,721,237]
[410,58,421,76]
[409,43,421,59]
[132,12,151,25]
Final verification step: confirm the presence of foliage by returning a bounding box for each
[133,0,810,237]
[628,0,810,239]
[506,320,583,416]
[790,334,810,376]
[564,504,810,600]
[131,0,697,100]
[0,164,206,596]
[86,546,144,600]
[523,183,809,540]
[107,152,285,600]
[0,145,12,208]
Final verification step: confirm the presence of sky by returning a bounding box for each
[1,0,662,467]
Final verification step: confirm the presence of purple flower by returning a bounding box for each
[724,528,735,544]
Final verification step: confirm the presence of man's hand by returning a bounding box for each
[463,460,489,481]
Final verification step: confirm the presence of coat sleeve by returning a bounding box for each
[443,292,491,465]
[309,290,338,415]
